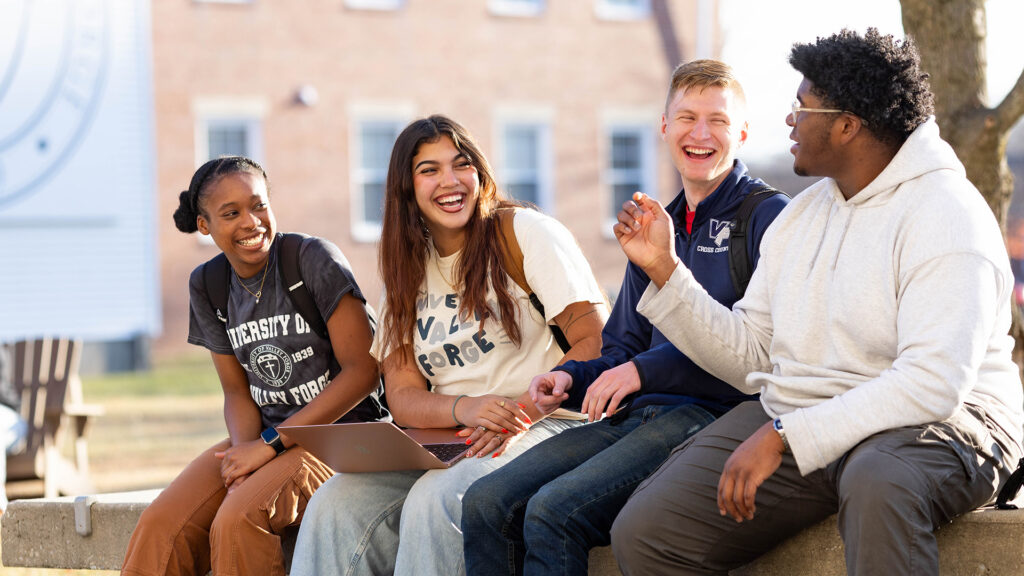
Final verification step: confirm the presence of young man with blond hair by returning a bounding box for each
[462,59,788,576]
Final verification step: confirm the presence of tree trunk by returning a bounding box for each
[901,0,1024,366]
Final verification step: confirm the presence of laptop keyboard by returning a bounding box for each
[422,443,468,463]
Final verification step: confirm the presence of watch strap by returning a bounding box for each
[772,418,790,453]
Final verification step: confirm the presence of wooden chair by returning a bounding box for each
[5,338,104,498]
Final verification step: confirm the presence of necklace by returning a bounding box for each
[235,257,270,304]
[433,248,458,290]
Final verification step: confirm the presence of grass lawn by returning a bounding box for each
[1,351,228,575]
[83,352,223,399]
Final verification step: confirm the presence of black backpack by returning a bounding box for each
[728,185,789,298]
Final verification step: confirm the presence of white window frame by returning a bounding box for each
[594,0,651,21]
[488,0,545,18]
[344,0,403,11]
[495,117,553,213]
[192,97,268,246]
[602,121,656,237]
[349,104,413,243]
[195,118,263,163]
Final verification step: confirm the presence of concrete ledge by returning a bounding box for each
[588,507,1024,576]
[2,489,160,570]
[3,490,1024,574]
[732,506,1024,576]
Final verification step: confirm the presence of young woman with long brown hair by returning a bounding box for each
[291,115,609,576]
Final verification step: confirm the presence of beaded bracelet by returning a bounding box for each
[452,394,468,427]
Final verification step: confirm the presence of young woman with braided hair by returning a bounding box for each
[122,156,386,576]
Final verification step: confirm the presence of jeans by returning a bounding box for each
[290,417,582,576]
[611,401,1020,576]
[462,402,717,576]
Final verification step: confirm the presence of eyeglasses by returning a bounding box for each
[790,100,863,124]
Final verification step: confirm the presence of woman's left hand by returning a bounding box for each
[225,473,251,495]
[456,426,518,458]
[215,440,276,487]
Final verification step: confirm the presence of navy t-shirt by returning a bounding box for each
[188,233,384,427]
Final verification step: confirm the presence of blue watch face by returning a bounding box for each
[261,428,279,444]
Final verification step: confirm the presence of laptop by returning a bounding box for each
[278,421,469,473]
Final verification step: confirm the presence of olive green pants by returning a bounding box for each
[611,401,1018,576]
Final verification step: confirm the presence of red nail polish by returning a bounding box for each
[502,428,508,434]
[524,416,533,424]
[492,453,499,458]
[465,439,472,445]
[517,402,526,409]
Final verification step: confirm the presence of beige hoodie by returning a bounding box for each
[637,118,1024,475]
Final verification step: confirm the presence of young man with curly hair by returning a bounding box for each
[609,29,1024,575]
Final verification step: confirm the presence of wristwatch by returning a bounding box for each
[772,418,790,453]
[261,427,286,455]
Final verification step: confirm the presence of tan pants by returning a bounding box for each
[121,438,334,576]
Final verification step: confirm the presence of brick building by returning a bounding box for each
[151,0,718,357]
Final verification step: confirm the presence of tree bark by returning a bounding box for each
[901,0,1024,367]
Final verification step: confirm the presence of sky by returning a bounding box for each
[718,0,1024,162]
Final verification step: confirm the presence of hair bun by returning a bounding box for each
[173,189,199,233]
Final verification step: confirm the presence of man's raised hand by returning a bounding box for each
[614,192,680,288]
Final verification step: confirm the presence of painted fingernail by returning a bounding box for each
[502,428,508,434]
[524,416,533,424]
[492,453,499,458]
[465,439,472,445]
[517,402,526,409]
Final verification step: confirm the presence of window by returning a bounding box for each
[194,99,266,245]
[605,124,654,233]
[488,0,545,18]
[351,120,402,241]
[499,122,551,211]
[195,115,264,164]
[595,0,650,20]
[206,124,249,158]
[344,0,403,10]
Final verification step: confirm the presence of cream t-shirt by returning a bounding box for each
[375,209,605,405]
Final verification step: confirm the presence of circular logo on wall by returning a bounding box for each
[0,0,108,208]
[250,344,293,388]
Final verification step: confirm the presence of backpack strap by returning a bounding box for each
[729,184,788,298]
[996,457,1024,509]
[279,234,389,418]
[495,209,572,353]
[277,233,329,340]
[202,253,232,326]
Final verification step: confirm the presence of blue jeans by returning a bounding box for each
[462,402,717,576]
[290,417,582,576]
